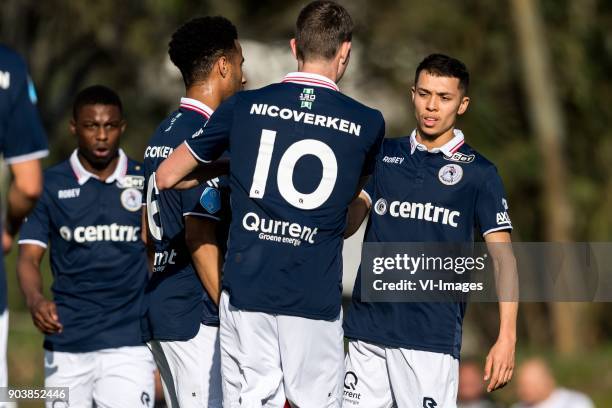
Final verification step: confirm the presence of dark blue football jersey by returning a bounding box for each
[0,46,49,313]
[185,72,385,320]
[343,130,513,359]
[18,150,147,352]
[142,98,230,341]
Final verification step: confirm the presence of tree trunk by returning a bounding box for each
[509,0,583,355]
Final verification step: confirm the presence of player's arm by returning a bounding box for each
[164,154,229,191]
[185,216,222,305]
[17,243,63,334]
[141,206,155,273]
[157,96,235,190]
[345,190,371,238]
[156,145,229,191]
[483,231,518,392]
[3,158,44,253]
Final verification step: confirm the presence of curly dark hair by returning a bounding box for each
[168,16,238,88]
[72,85,122,120]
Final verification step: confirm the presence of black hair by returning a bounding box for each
[295,1,353,61]
[72,85,123,119]
[168,16,238,88]
[415,54,470,94]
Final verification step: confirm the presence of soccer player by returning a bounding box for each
[342,54,518,408]
[156,2,385,406]
[141,16,243,408]
[17,85,155,407]
[0,45,48,405]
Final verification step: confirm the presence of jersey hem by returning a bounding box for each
[4,149,49,164]
[228,297,340,321]
[43,339,143,353]
[18,239,48,248]
[482,225,513,236]
[344,330,459,359]
[182,212,220,221]
[184,141,211,163]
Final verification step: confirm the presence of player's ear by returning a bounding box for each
[411,86,416,102]
[218,55,229,79]
[339,41,351,66]
[457,95,470,115]
[120,119,127,134]
[69,118,77,136]
[290,38,298,60]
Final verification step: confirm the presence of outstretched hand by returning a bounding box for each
[484,336,515,392]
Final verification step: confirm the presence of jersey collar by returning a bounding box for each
[70,148,128,186]
[180,97,214,119]
[282,72,339,92]
[409,129,465,157]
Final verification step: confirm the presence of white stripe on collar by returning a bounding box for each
[70,149,128,186]
[409,129,465,157]
[281,72,339,91]
[180,97,214,118]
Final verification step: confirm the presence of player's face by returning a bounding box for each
[411,72,469,141]
[71,104,125,169]
[228,40,246,95]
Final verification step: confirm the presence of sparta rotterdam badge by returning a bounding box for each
[438,164,463,186]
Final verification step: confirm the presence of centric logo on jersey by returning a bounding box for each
[438,164,463,186]
[59,226,72,241]
[121,188,142,212]
[374,198,388,215]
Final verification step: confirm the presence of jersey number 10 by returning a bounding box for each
[249,129,338,210]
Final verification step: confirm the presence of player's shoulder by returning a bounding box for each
[335,90,384,118]
[240,83,383,119]
[42,159,78,193]
[0,45,27,72]
[44,159,72,179]
[125,156,144,176]
[446,143,500,182]
[455,142,500,177]
[379,136,406,156]
[149,108,199,143]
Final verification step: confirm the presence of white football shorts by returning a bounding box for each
[219,290,344,408]
[44,345,156,408]
[149,323,222,408]
[343,340,459,408]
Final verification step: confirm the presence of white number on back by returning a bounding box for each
[249,129,338,210]
[146,173,163,240]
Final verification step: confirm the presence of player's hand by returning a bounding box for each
[28,297,63,334]
[484,335,515,392]
[2,229,13,254]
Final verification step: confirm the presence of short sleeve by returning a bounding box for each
[476,166,513,236]
[361,175,375,207]
[184,96,236,163]
[18,186,51,248]
[361,113,385,177]
[3,66,48,164]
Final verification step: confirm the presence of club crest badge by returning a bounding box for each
[438,164,463,186]
[121,188,142,212]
